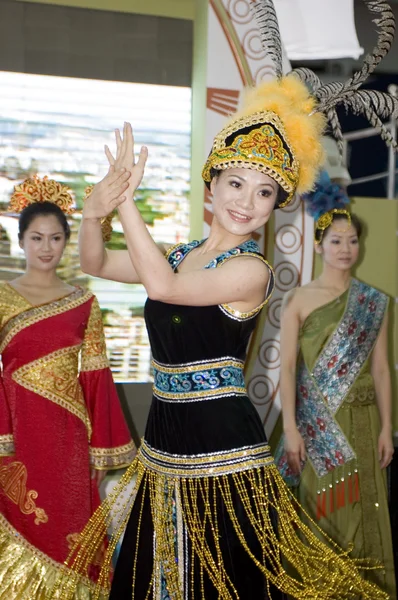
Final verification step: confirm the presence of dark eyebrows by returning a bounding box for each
[30,230,64,235]
[226,174,276,189]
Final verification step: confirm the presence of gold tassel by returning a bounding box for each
[51,458,387,600]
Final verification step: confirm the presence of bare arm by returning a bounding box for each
[105,123,269,308]
[120,199,269,307]
[280,288,306,473]
[371,311,394,468]
[78,167,170,283]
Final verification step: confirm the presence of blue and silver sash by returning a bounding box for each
[276,279,388,483]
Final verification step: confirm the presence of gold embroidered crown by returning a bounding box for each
[202,110,301,207]
[9,175,74,214]
[315,209,352,244]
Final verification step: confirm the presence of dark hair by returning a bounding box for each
[18,201,71,241]
[315,212,362,244]
[209,168,288,209]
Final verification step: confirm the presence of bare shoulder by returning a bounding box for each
[226,254,270,282]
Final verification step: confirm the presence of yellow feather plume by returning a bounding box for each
[232,76,327,194]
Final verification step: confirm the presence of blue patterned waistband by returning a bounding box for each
[152,356,246,402]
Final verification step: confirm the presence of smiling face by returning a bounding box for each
[316,219,360,271]
[19,215,67,272]
[210,168,279,235]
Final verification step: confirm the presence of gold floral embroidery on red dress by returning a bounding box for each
[0,286,91,353]
[80,297,109,372]
[0,460,48,524]
[12,345,92,438]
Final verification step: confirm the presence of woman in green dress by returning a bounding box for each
[277,174,396,598]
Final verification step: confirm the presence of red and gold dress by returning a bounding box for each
[0,283,136,599]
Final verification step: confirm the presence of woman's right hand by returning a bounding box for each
[284,427,306,474]
[82,167,131,220]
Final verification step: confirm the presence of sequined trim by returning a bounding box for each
[0,434,14,456]
[90,441,136,470]
[0,460,48,525]
[276,280,388,482]
[0,287,92,354]
[13,345,92,438]
[276,361,356,483]
[139,440,273,478]
[152,356,246,402]
[80,355,109,372]
[80,297,110,372]
[166,240,274,322]
[313,279,388,413]
[0,513,106,598]
[166,240,202,271]
[215,251,275,321]
[202,111,299,207]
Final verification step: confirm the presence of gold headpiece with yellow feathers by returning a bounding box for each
[202,0,398,208]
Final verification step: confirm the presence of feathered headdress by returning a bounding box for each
[202,0,397,208]
[9,175,75,214]
[303,170,351,243]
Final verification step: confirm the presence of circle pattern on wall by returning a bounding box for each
[275,224,302,254]
[259,339,280,370]
[247,374,275,406]
[228,0,252,24]
[275,261,299,292]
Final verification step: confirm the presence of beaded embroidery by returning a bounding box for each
[276,279,388,483]
[166,239,274,321]
[201,111,299,207]
[139,440,273,478]
[152,356,246,402]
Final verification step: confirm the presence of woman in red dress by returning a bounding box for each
[0,176,136,599]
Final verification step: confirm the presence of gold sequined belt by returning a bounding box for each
[152,356,246,402]
[139,440,273,478]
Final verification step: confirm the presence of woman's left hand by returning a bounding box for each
[91,468,107,488]
[378,428,394,469]
[105,122,148,197]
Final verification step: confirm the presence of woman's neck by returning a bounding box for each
[200,220,252,254]
[318,265,352,292]
[17,268,61,288]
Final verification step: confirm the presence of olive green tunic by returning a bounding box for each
[294,290,396,598]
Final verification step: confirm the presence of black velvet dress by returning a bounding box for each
[110,239,278,600]
[58,240,390,600]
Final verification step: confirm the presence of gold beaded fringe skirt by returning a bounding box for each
[50,439,390,600]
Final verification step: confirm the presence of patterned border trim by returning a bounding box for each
[166,239,274,322]
[139,440,273,478]
[0,288,92,354]
[313,279,388,413]
[12,345,92,438]
[0,513,107,597]
[90,441,136,470]
[216,252,275,321]
[152,356,246,402]
[80,355,109,373]
[0,434,14,456]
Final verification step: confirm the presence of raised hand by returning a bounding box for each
[105,122,148,197]
[82,167,130,220]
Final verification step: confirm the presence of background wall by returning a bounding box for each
[0,0,192,85]
[0,0,194,440]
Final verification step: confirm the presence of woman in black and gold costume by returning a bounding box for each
[54,1,398,598]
